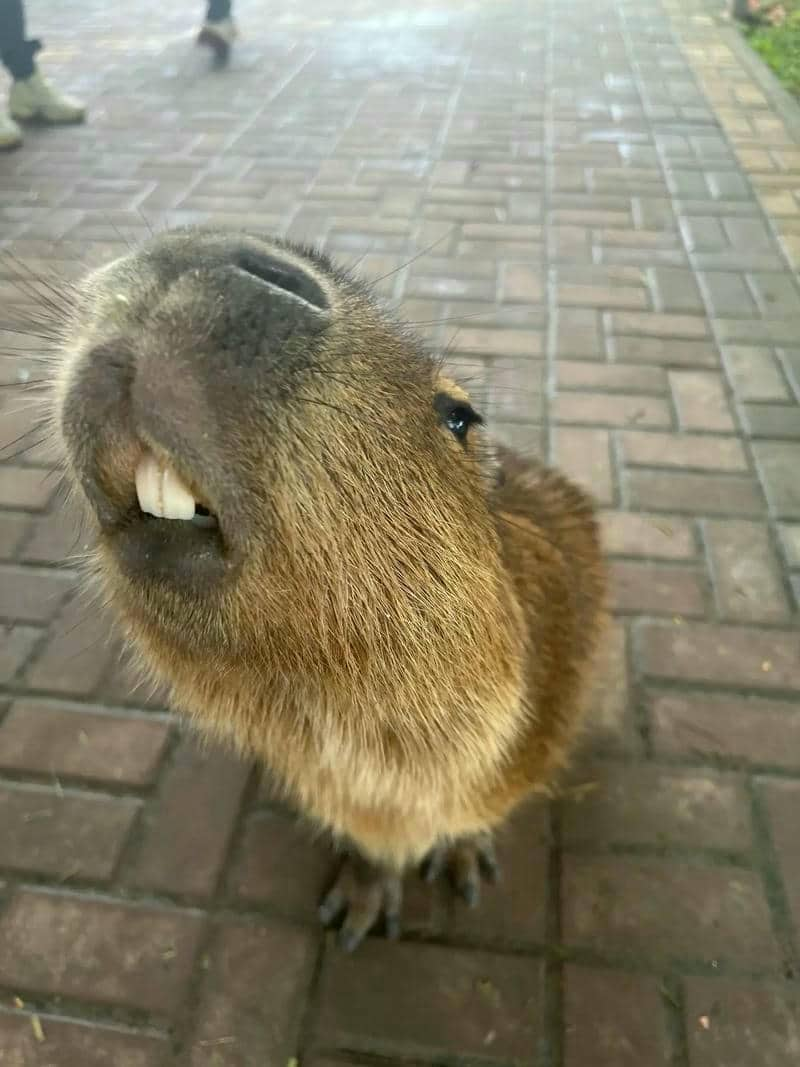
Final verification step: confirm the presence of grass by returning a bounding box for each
[744,2,800,97]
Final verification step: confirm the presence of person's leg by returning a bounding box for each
[198,0,236,63]
[0,0,85,145]
[0,0,41,79]
[206,0,231,22]
[0,0,33,147]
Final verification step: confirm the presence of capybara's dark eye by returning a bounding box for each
[446,406,475,440]
[434,392,483,442]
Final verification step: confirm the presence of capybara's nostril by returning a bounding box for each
[232,248,329,312]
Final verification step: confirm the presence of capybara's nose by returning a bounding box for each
[227,245,330,314]
[158,245,332,374]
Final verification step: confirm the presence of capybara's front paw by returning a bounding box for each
[319,852,402,952]
[421,832,499,907]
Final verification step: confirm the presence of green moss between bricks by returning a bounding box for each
[744,4,800,97]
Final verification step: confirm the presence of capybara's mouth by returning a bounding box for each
[102,448,230,590]
[134,451,219,530]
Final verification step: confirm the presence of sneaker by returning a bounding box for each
[9,71,86,125]
[0,111,23,150]
[197,17,237,62]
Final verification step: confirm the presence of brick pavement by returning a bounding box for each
[1,0,799,1063]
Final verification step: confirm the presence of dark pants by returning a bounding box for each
[207,0,232,21]
[0,0,39,80]
[1,0,232,80]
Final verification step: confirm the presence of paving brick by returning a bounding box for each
[669,169,710,199]
[0,623,40,683]
[551,224,592,259]
[426,186,505,206]
[190,920,317,1066]
[698,272,759,318]
[619,432,748,471]
[500,263,544,303]
[598,227,680,249]
[0,513,29,559]
[553,168,589,193]
[430,161,471,185]
[130,733,251,899]
[305,1059,380,1067]
[554,392,672,429]
[753,441,800,518]
[637,622,800,691]
[685,978,800,1067]
[556,281,648,311]
[21,506,89,564]
[313,939,544,1060]
[556,308,604,358]
[407,255,496,282]
[609,560,706,617]
[462,222,541,242]
[782,347,800,400]
[0,783,138,881]
[0,889,205,1014]
[23,594,118,696]
[492,420,544,457]
[553,427,615,506]
[669,371,735,433]
[602,245,687,268]
[651,691,800,770]
[0,465,56,510]
[562,855,780,967]
[448,328,542,358]
[749,272,800,318]
[680,215,728,251]
[650,266,705,313]
[0,1012,167,1067]
[778,523,800,567]
[716,319,800,347]
[561,763,751,852]
[0,565,74,623]
[553,208,632,227]
[229,809,333,921]
[405,274,495,302]
[609,312,709,339]
[694,249,786,272]
[724,217,775,249]
[725,346,791,401]
[741,403,800,439]
[627,470,763,516]
[611,336,719,367]
[557,360,666,393]
[0,701,170,785]
[707,172,753,201]
[563,967,669,1067]
[601,511,696,559]
[759,779,800,936]
[488,358,545,422]
[423,201,502,222]
[703,519,790,621]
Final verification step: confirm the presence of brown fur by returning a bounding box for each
[53,228,607,872]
